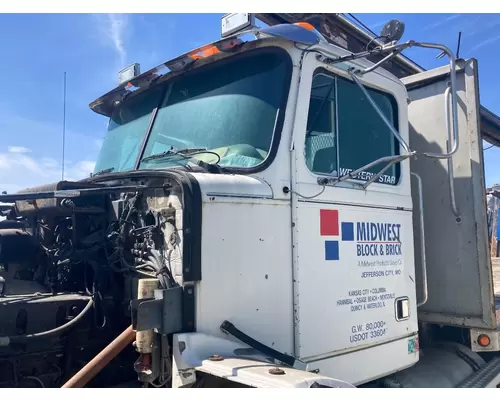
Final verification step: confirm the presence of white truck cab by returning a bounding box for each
[86,16,498,387]
[1,14,499,389]
[190,37,418,385]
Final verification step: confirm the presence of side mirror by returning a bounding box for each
[380,20,405,43]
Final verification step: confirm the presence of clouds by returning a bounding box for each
[0,146,95,194]
[7,146,31,154]
[0,108,101,194]
[94,13,130,65]
[418,13,500,55]
[107,14,129,64]
[469,34,500,53]
[0,14,169,195]
[461,18,500,52]
[0,14,142,195]
[423,14,463,31]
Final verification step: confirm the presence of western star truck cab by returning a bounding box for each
[0,14,499,388]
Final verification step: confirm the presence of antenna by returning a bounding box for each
[456,31,462,59]
[436,31,462,60]
[62,72,66,181]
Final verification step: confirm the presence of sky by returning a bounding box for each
[0,13,500,193]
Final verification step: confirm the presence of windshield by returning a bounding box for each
[93,85,164,173]
[93,48,291,174]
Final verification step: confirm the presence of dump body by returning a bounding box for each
[402,59,497,330]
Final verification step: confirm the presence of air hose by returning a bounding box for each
[0,296,94,347]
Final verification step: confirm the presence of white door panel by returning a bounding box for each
[291,52,418,360]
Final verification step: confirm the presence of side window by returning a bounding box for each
[304,74,338,175]
[337,77,399,184]
[304,72,400,185]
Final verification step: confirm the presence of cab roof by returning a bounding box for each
[89,23,324,118]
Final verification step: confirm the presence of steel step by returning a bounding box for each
[456,357,500,388]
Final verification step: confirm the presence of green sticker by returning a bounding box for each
[408,337,419,354]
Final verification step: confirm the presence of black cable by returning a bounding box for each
[220,320,298,368]
[150,248,176,287]
[484,144,495,151]
[293,42,324,58]
[346,13,396,50]
[346,13,378,37]
[1,297,93,346]
[366,35,389,51]
[146,254,170,289]
[20,376,45,388]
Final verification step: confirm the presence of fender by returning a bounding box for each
[171,332,355,388]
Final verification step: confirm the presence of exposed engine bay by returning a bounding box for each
[0,173,190,388]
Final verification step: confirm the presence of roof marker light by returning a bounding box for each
[92,22,324,116]
[118,63,140,86]
[221,13,256,38]
[295,22,315,31]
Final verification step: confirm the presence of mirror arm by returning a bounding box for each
[348,69,411,154]
[317,154,411,189]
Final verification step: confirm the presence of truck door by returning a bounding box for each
[290,51,418,362]
[402,58,497,330]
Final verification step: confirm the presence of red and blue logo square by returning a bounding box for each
[320,209,354,260]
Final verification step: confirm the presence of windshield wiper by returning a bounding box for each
[90,167,115,177]
[141,148,224,174]
[141,148,208,162]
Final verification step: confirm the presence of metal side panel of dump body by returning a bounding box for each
[402,58,496,329]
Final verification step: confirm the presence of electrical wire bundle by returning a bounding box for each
[105,193,176,289]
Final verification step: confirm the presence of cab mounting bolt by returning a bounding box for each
[269,367,285,375]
